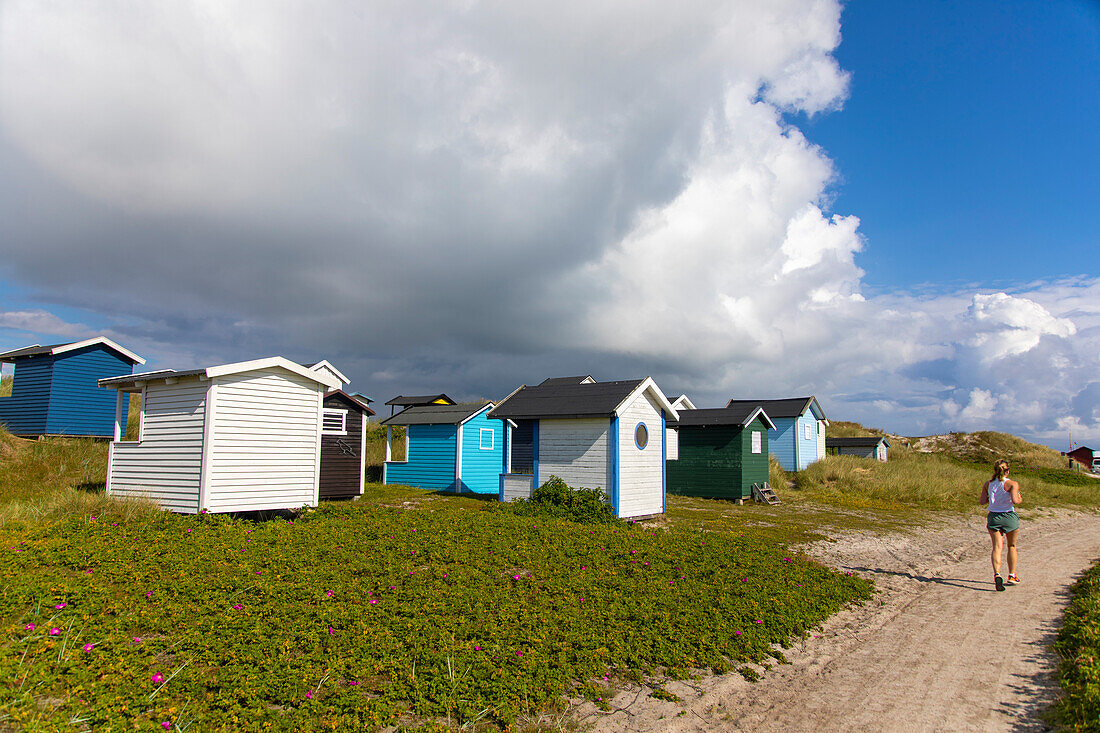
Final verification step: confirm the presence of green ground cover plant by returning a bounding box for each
[1052,561,1100,730]
[509,476,618,524]
[0,483,871,730]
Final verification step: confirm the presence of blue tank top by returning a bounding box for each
[987,479,1015,512]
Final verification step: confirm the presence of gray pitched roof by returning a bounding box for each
[98,368,208,389]
[725,396,825,420]
[826,436,890,448]
[673,405,776,429]
[0,337,145,364]
[384,394,455,407]
[488,378,647,420]
[381,402,490,426]
[538,375,594,386]
[324,390,377,416]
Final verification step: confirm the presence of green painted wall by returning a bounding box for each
[667,417,770,500]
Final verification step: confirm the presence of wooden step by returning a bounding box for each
[752,482,781,505]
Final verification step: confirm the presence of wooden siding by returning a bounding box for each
[768,418,797,471]
[458,409,503,494]
[666,426,678,460]
[509,419,535,472]
[536,418,611,494]
[500,473,535,502]
[817,420,826,460]
[319,396,364,500]
[47,346,135,436]
[0,354,53,435]
[205,369,322,512]
[794,413,820,471]
[667,416,770,500]
[107,380,207,513]
[617,392,665,518]
[385,423,458,491]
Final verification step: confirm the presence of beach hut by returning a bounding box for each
[667,405,776,502]
[98,357,342,513]
[827,436,890,461]
[666,394,696,460]
[381,402,508,494]
[725,396,828,471]
[319,390,376,500]
[489,376,677,519]
[0,337,145,438]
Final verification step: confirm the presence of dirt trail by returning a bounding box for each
[577,510,1100,732]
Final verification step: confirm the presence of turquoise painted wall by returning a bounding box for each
[386,424,458,491]
[458,408,504,494]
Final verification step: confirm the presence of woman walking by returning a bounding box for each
[980,458,1022,591]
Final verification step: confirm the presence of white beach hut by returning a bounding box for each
[99,357,342,513]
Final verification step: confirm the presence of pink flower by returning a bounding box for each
[23,623,35,631]
[89,516,97,521]
[754,620,763,624]
[325,590,334,597]
[161,723,171,731]
[82,643,94,652]
[185,529,192,533]
[133,637,143,643]
[54,603,66,609]
[740,578,747,583]
[328,627,335,635]
[305,690,314,699]
[48,628,60,636]
[369,599,379,605]
[152,673,165,683]
[579,597,585,602]
[474,646,482,651]
[516,651,523,657]
[145,591,153,597]
[232,604,243,610]
[512,574,521,580]
[735,631,743,635]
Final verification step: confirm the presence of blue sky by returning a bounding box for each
[1,1,1098,448]
[806,0,1100,292]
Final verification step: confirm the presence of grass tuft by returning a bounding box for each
[1052,562,1100,729]
[0,373,11,397]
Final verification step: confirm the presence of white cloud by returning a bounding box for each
[0,310,92,339]
[0,2,1098,448]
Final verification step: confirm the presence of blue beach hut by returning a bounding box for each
[725,396,828,471]
[382,402,510,494]
[0,337,145,438]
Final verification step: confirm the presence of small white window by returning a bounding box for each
[479,427,494,450]
[804,424,812,440]
[751,431,762,454]
[322,409,347,435]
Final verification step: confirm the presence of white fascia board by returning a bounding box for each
[52,337,146,364]
[488,384,526,419]
[672,394,696,411]
[458,402,495,426]
[307,360,350,386]
[206,357,342,389]
[613,377,677,419]
[745,406,777,431]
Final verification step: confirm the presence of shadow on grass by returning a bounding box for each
[844,565,997,592]
[74,481,106,493]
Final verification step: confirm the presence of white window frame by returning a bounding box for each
[804,423,812,440]
[322,408,348,435]
[751,431,762,454]
[479,427,494,450]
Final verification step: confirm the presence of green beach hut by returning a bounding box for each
[667,404,775,502]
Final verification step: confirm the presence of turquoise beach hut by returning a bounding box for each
[382,401,510,494]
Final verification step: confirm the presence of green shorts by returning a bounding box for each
[987,511,1019,534]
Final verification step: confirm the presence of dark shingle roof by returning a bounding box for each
[98,368,208,388]
[488,379,646,420]
[673,405,775,429]
[0,338,144,364]
[384,394,455,407]
[826,437,889,448]
[381,403,489,426]
[725,396,824,420]
[538,375,594,386]
[324,390,377,416]
[0,343,55,359]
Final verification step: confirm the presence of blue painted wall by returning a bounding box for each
[458,408,504,494]
[0,345,134,437]
[385,423,458,491]
[0,355,54,435]
[768,412,823,471]
[47,346,133,436]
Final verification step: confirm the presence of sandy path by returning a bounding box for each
[576,510,1100,732]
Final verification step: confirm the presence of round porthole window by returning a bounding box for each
[634,422,648,450]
